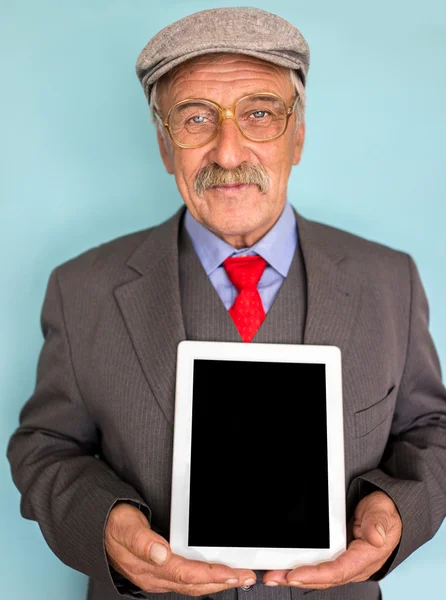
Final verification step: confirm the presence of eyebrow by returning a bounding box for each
[174,93,281,107]
[174,101,217,112]
[244,95,279,102]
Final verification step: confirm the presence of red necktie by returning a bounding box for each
[223,255,267,342]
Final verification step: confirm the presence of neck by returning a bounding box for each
[220,229,271,249]
[214,210,285,249]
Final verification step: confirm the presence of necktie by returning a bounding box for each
[223,255,268,342]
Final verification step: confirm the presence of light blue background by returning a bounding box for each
[1,1,445,598]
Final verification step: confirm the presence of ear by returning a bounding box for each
[292,119,306,166]
[156,127,174,174]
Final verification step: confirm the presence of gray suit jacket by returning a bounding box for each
[7,206,446,600]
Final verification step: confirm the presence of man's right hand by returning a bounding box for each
[105,502,257,596]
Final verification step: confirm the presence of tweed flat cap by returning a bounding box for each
[136,7,310,103]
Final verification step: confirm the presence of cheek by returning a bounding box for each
[173,151,206,187]
[257,146,293,179]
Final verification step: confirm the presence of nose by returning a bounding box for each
[210,116,249,170]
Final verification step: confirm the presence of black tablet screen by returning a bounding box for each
[188,359,329,548]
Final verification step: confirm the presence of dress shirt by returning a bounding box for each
[184,201,298,313]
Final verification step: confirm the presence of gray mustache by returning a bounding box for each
[194,163,271,196]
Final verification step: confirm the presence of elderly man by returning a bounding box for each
[7,7,446,600]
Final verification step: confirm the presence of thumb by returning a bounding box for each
[148,539,171,566]
[360,510,389,548]
[112,507,171,565]
[127,523,171,565]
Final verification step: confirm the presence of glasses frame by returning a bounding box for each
[155,92,299,149]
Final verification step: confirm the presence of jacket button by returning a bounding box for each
[240,585,253,591]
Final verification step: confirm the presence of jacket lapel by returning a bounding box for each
[294,211,363,359]
[114,205,363,427]
[114,207,186,426]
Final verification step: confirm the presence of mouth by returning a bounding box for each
[210,183,254,191]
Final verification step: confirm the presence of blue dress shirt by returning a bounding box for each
[184,202,298,313]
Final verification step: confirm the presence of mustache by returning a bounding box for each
[194,162,271,196]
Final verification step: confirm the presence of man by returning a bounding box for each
[6,6,446,600]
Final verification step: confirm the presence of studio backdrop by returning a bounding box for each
[1,1,445,598]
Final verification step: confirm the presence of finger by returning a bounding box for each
[263,570,289,586]
[137,571,246,595]
[160,554,255,586]
[172,581,247,596]
[119,549,256,592]
[286,553,388,591]
[285,538,389,587]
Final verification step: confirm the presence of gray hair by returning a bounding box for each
[149,58,306,142]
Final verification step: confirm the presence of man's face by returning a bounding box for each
[156,54,305,247]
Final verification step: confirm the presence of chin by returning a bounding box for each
[207,214,266,238]
[189,189,281,240]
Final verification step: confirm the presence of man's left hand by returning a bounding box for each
[263,491,402,590]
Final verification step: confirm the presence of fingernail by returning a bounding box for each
[150,542,168,565]
[226,578,239,584]
[244,578,256,586]
[289,581,303,586]
[265,581,278,586]
[376,524,386,541]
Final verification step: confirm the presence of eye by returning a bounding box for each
[249,110,270,119]
[188,115,208,124]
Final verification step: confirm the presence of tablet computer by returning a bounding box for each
[170,341,345,569]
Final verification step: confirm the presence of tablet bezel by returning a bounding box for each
[170,340,346,569]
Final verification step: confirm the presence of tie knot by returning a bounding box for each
[222,255,267,291]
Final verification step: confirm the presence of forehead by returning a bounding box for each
[158,53,293,108]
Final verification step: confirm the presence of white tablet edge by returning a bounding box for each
[170,341,346,569]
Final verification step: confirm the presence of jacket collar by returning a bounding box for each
[115,205,362,425]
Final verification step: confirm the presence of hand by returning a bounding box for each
[263,491,402,590]
[105,502,257,596]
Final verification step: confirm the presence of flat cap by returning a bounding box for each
[136,7,310,103]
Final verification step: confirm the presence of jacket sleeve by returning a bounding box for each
[6,268,152,599]
[350,254,446,579]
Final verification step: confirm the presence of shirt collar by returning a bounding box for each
[184,201,298,277]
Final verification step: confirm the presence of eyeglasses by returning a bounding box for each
[155,92,299,149]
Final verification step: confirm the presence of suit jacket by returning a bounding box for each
[7,206,446,600]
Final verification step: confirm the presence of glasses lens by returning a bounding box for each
[169,101,219,146]
[236,95,287,140]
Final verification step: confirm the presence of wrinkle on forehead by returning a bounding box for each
[157,53,293,113]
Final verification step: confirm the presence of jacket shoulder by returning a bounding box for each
[46,208,183,306]
[300,215,412,288]
[53,227,153,286]
[304,216,409,262]
[309,217,405,255]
